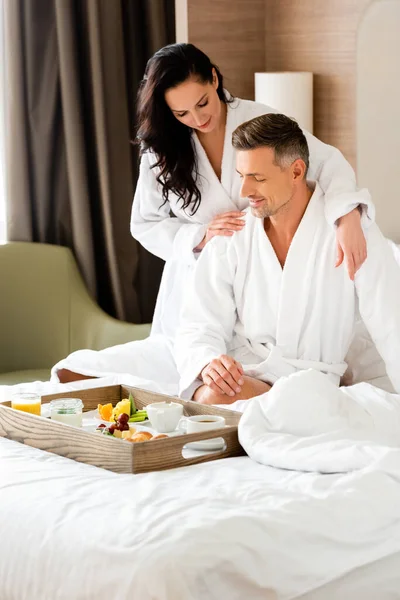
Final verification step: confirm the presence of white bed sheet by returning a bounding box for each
[1,434,400,600]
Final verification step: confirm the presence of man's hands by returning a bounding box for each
[194,211,246,251]
[201,355,244,396]
[335,207,367,281]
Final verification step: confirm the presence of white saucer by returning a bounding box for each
[184,437,226,451]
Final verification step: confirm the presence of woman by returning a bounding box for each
[53,43,372,386]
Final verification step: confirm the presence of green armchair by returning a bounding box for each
[0,242,151,384]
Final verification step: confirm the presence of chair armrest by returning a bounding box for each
[76,309,151,351]
[68,258,152,352]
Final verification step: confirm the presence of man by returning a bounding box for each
[175,113,400,404]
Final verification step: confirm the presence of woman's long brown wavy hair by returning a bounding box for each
[136,43,232,214]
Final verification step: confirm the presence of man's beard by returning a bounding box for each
[251,196,292,219]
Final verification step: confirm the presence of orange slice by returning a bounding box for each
[97,403,113,421]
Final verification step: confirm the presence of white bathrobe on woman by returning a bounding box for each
[175,183,400,399]
[51,98,374,385]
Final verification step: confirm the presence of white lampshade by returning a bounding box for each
[255,72,314,133]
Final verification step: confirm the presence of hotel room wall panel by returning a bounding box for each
[187,0,266,100]
[264,0,371,168]
[357,0,400,241]
[187,0,400,240]
[188,0,371,166]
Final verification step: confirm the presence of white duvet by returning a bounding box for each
[2,434,400,600]
[239,369,400,473]
[1,373,400,599]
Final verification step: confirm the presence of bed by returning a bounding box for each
[1,375,400,600]
[2,6,400,589]
[2,249,400,594]
[1,436,400,600]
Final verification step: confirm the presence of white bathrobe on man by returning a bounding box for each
[50,96,375,386]
[176,182,400,400]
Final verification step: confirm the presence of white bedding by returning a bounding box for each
[1,436,400,600]
[2,369,400,600]
[2,234,400,600]
[239,369,400,473]
[1,305,400,598]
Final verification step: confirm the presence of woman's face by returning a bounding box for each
[164,69,223,133]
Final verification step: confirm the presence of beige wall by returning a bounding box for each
[264,0,372,167]
[188,0,373,167]
[186,0,400,239]
[357,0,400,241]
[187,0,266,100]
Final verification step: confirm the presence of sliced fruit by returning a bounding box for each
[128,415,147,423]
[128,393,137,415]
[97,403,113,421]
[111,399,131,423]
[122,427,136,440]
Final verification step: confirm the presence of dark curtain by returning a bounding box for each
[123,0,174,323]
[4,0,174,323]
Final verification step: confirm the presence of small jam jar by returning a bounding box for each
[50,398,84,427]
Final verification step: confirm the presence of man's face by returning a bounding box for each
[236,147,296,219]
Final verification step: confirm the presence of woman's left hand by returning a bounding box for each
[335,207,367,281]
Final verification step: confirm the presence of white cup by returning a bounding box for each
[179,414,226,434]
[146,401,184,433]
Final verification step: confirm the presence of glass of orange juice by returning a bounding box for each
[11,392,41,416]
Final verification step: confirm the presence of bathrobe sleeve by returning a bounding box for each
[130,153,206,265]
[245,100,375,226]
[355,223,400,393]
[175,239,238,396]
[304,131,375,227]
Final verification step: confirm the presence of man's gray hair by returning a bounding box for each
[232,113,309,174]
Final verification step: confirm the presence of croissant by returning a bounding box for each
[129,431,153,443]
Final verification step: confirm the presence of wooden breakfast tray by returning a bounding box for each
[0,384,245,474]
